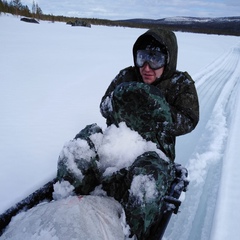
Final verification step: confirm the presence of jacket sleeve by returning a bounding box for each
[164,71,199,136]
[100,67,135,121]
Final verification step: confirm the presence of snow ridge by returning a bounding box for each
[165,42,240,240]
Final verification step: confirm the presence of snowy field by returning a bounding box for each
[0,14,240,239]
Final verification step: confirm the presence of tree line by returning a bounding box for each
[0,0,113,24]
[0,0,89,23]
[0,0,43,19]
[1,0,238,36]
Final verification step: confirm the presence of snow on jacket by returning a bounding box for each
[100,28,199,160]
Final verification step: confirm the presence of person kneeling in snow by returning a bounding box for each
[57,28,199,239]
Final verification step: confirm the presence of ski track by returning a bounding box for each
[165,42,240,240]
[210,44,240,240]
[1,16,240,239]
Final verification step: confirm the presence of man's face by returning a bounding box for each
[139,63,164,84]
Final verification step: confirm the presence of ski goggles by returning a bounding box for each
[135,50,167,70]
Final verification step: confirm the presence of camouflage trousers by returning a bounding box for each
[57,124,175,239]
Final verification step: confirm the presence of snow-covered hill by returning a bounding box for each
[0,14,240,239]
[116,16,240,36]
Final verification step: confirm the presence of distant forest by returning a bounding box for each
[0,0,112,25]
[1,0,239,36]
[0,0,43,19]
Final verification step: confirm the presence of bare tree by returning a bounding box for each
[32,0,36,16]
[12,0,22,15]
[35,3,42,20]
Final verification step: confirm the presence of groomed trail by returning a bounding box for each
[165,42,240,240]
[1,15,240,240]
[2,43,240,240]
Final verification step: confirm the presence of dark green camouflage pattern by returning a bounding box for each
[58,28,199,239]
[111,82,172,132]
[100,29,199,161]
[57,155,100,195]
[57,123,175,239]
[102,151,175,239]
[110,81,175,160]
[57,124,102,195]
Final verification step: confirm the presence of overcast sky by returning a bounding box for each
[21,0,240,20]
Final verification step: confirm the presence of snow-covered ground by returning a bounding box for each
[0,14,240,239]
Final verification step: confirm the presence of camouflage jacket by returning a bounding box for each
[100,29,199,160]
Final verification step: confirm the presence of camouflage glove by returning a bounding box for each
[110,82,172,138]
